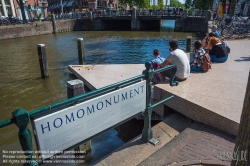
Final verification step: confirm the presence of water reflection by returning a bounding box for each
[0,25,194,164]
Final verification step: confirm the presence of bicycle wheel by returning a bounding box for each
[222,27,234,38]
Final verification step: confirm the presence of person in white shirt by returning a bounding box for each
[158,39,190,82]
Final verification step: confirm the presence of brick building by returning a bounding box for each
[0,0,48,19]
[12,0,48,20]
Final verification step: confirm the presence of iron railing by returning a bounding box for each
[0,62,178,165]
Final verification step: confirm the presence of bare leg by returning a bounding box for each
[158,73,166,81]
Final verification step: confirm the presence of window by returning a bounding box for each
[4,0,10,5]
[0,7,3,16]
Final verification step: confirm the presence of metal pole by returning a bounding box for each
[141,62,153,142]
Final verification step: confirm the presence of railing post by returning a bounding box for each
[77,38,85,65]
[186,36,192,53]
[37,44,49,78]
[12,108,38,166]
[141,62,154,142]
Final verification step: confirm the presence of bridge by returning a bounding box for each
[64,9,210,32]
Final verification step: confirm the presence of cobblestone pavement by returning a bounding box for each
[157,125,236,166]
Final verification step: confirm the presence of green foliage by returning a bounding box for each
[185,0,192,8]
[194,0,213,10]
[158,0,164,9]
[119,0,184,9]
[37,13,42,21]
[171,0,185,7]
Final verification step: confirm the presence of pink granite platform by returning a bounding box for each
[69,40,250,136]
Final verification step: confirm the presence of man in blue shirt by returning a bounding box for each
[211,25,221,39]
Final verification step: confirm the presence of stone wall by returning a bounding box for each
[0,17,207,40]
[0,22,52,40]
[56,19,77,32]
[0,19,78,40]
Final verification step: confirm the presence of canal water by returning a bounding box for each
[0,20,194,165]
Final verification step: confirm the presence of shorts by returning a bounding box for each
[160,68,187,82]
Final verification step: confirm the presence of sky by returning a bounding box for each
[178,0,185,4]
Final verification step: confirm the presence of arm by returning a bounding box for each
[159,59,172,67]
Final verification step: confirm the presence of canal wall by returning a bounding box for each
[175,17,208,34]
[0,19,77,40]
[0,17,207,40]
[0,22,52,39]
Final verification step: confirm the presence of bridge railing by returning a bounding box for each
[0,62,178,164]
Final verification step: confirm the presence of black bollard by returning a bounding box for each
[77,38,85,65]
[51,14,57,34]
[37,44,49,78]
[186,36,192,53]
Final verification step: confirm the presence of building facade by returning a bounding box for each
[47,0,118,14]
[0,0,16,17]
[13,0,48,20]
[0,0,48,19]
[237,0,250,16]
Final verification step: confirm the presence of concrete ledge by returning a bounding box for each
[154,86,239,136]
[153,40,250,136]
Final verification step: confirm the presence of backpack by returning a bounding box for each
[222,40,230,54]
[151,57,165,83]
[201,53,212,71]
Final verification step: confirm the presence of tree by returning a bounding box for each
[119,0,150,8]
[16,0,27,23]
[229,0,237,16]
[222,0,226,14]
[185,0,193,9]
[231,72,250,166]
[119,0,184,9]
[194,0,213,10]
[171,0,185,8]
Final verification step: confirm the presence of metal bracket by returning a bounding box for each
[149,138,160,146]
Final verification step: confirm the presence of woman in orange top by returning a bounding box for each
[208,37,228,63]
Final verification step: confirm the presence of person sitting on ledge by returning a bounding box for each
[208,37,228,63]
[158,39,190,82]
[211,25,220,39]
[202,32,219,53]
[151,49,165,84]
[190,40,206,71]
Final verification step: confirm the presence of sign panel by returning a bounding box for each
[32,81,146,160]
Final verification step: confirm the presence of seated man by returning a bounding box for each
[158,39,190,82]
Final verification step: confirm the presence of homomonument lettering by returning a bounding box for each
[39,84,145,134]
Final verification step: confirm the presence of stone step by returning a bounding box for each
[92,113,193,166]
[138,122,235,166]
